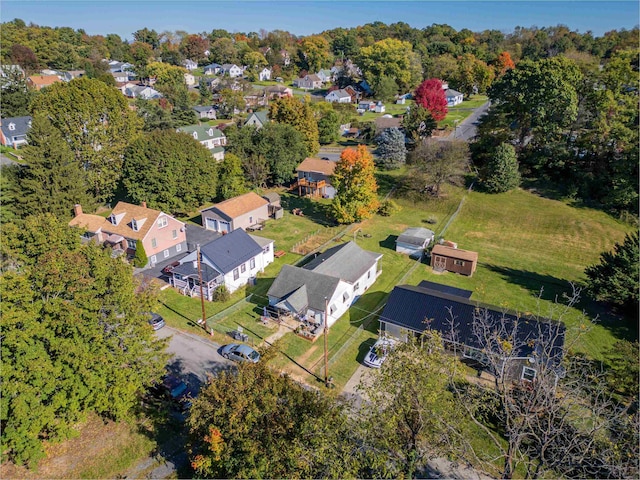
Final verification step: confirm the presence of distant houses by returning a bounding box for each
[0,116,32,149]
[177,124,226,161]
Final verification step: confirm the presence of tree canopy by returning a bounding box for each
[375,127,407,169]
[121,129,217,214]
[414,78,448,121]
[481,142,521,193]
[268,96,319,155]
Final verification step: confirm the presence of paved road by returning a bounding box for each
[0,153,20,166]
[447,101,490,141]
[156,326,234,394]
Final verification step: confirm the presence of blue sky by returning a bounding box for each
[2,1,638,40]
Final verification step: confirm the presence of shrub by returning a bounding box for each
[133,240,148,267]
[378,199,400,216]
[212,285,230,302]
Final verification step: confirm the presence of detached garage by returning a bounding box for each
[395,227,435,258]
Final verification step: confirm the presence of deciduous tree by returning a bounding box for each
[31,77,142,202]
[407,139,469,197]
[317,109,340,145]
[414,78,448,121]
[331,145,380,223]
[256,122,308,185]
[217,153,247,200]
[402,104,437,145]
[269,96,319,155]
[179,34,209,63]
[122,130,217,215]
[494,51,516,75]
[358,38,422,91]
[299,35,331,72]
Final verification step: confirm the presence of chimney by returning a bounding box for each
[73,204,83,217]
[141,201,147,208]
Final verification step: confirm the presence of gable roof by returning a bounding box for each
[28,75,61,88]
[201,228,264,274]
[69,201,183,241]
[296,157,336,176]
[397,227,434,246]
[305,74,322,82]
[178,124,225,140]
[261,192,280,204]
[445,88,463,97]
[380,284,565,362]
[375,116,403,131]
[327,89,351,100]
[245,111,269,126]
[204,192,268,220]
[431,244,478,262]
[417,280,473,299]
[1,116,32,139]
[303,241,381,284]
[193,105,215,113]
[268,264,341,313]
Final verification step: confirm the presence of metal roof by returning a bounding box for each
[268,265,341,313]
[201,228,265,274]
[397,227,435,247]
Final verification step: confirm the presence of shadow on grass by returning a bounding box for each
[186,214,203,226]
[379,234,398,251]
[375,171,399,197]
[356,338,377,363]
[280,193,336,226]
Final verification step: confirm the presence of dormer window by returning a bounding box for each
[157,216,168,228]
[208,128,214,136]
[192,132,198,140]
[8,123,15,131]
[132,219,139,231]
[109,213,117,224]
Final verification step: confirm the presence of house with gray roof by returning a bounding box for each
[170,228,274,298]
[244,110,269,130]
[0,116,32,149]
[267,241,382,328]
[193,105,217,120]
[395,227,434,257]
[325,89,352,103]
[379,282,566,382]
[445,88,464,106]
[221,64,243,78]
[177,124,226,160]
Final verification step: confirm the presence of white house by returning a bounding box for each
[267,242,382,328]
[395,227,434,257]
[177,124,226,153]
[170,228,274,298]
[325,89,352,103]
[445,88,464,106]
[222,64,243,78]
[182,59,198,71]
[374,101,386,113]
[316,69,332,83]
[124,85,162,100]
[184,73,196,86]
[258,67,271,81]
[203,63,222,75]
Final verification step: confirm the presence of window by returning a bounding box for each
[329,305,336,315]
[250,258,255,269]
[127,239,136,249]
[367,270,371,279]
[157,216,168,228]
[342,292,350,303]
[241,263,246,273]
[522,367,537,382]
[263,244,270,253]
[192,132,198,140]
[233,268,239,280]
[353,282,360,292]
[249,216,253,224]
[454,259,465,266]
[163,249,169,258]
[172,229,178,239]
[176,244,182,252]
[109,213,117,224]
[150,255,157,264]
[151,238,158,248]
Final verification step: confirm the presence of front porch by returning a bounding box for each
[171,275,224,301]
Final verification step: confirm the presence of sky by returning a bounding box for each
[2,1,638,40]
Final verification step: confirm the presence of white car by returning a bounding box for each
[364,337,397,368]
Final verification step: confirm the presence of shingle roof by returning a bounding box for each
[28,75,61,87]
[201,228,264,274]
[327,89,351,99]
[261,192,280,204]
[193,105,215,113]
[397,227,435,247]
[296,157,336,176]
[68,202,183,241]
[305,74,322,82]
[268,264,341,313]
[178,124,225,140]
[380,284,565,362]
[304,241,381,284]
[431,244,478,262]
[173,260,221,282]
[245,111,269,126]
[1,116,32,139]
[203,192,269,220]
[445,88,463,97]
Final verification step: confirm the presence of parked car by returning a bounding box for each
[221,343,260,363]
[148,313,165,330]
[363,337,397,368]
[149,374,192,411]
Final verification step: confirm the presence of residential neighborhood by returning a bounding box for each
[0,5,637,480]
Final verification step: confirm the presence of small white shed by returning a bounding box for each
[396,227,435,257]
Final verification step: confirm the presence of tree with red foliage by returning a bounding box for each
[494,51,516,76]
[414,78,448,122]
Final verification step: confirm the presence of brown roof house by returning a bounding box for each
[27,75,62,90]
[430,244,478,276]
[201,192,270,233]
[295,157,336,198]
[69,202,187,267]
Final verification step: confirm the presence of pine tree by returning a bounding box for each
[133,239,148,267]
[13,113,95,220]
[331,145,380,224]
[482,142,521,193]
[375,127,407,169]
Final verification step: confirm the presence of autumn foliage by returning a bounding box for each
[331,145,380,224]
[414,78,448,121]
[495,51,516,75]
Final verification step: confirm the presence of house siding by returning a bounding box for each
[396,241,425,257]
[142,215,187,260]
[431,254,476,276]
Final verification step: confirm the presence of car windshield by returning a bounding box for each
[248,350,259,360]
[170,382,187,398]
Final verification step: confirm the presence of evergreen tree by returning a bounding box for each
[217,153,247,199]
[199,79,213,105]
[585,232,639,313]
[375,127,407,169]
[133,239,148,267]
[317,110,340,145]
[482,142,521,193]
[0,70,36,117]
[331,145,380,224]
[12,114,94,220]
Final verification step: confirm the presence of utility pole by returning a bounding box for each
[324,296,329,387]
[196,244,208,334]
